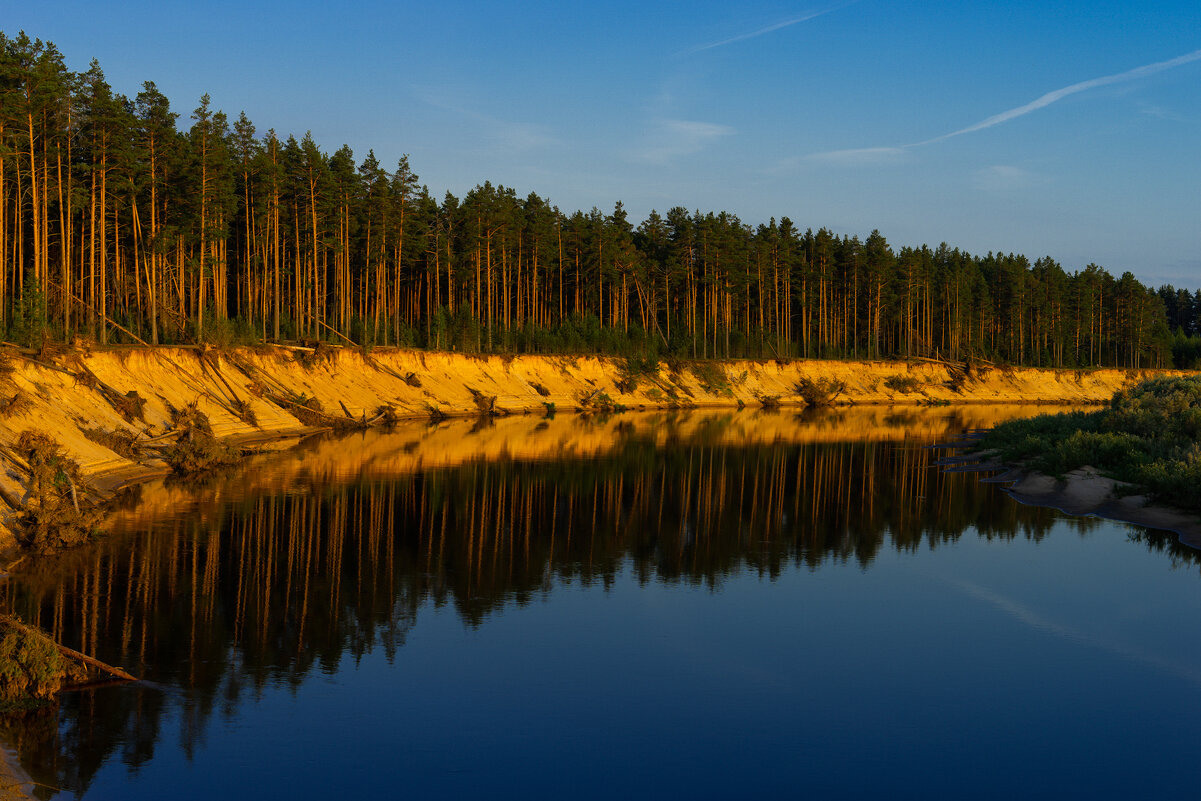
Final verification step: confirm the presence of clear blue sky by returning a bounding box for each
[8,1,1201,288]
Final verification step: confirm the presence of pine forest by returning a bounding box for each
[3,32,1200,368]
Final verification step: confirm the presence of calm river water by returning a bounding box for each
[3,407,1200,799]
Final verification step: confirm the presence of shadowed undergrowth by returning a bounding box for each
[11,432,102,552]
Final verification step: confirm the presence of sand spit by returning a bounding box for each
[0,345,1178,549]
[999,468,1201,549]
[938,444,1201,549]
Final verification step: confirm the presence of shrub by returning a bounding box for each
[0,392,32,418]
[114,390,147,423]
[231,398,259,427]
[755,393,781,408]
[977,376,1201,510]
[0,621,74,702]
[467,387,498,415]
[163,402,239,474]
[12,432,101,551]
[883,374,923,393]
[622,353,660,378]
[795,377,846,407]
[81,427,144,460]
[617,353,660,394]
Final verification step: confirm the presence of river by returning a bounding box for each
[2,406,1199,799]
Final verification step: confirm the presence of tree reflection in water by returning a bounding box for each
[0,408,1193,797]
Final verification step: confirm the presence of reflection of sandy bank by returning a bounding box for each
[1001,468,1201,549]
[104,405,1067,533]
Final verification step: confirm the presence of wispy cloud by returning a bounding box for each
[414,88,557,153]
[793,46,1201,166]
[803,146,908,166]
[973,164,1044,191]
[1136,101,1184,121]
[682,2,856,56]
[633,118,734,163]
[912,47,1201,146]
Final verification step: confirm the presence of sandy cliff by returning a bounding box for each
[0,344,1180,548]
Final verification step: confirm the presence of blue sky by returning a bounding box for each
[8,1,1200,288]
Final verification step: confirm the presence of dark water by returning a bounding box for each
[3,409,1201,799]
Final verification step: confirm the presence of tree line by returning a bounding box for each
[3,31,1199,368]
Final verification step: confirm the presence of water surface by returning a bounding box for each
[3,407,1199,799]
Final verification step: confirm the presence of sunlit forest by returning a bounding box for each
[3,32,1200,367]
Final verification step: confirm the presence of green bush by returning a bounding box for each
[0,623,72,702]
[978,376,1201,510]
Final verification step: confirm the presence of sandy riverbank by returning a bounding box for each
[991,467,1201,549]
[941,443,1201,550]
[0,344,1180,549]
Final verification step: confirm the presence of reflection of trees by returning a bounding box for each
[0,436,1089,795]
[1127,529,1201,569]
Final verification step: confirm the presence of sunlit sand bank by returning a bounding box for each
[0,344,1180,547]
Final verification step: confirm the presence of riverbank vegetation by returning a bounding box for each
[2,32,1200,366]
[978,376,1201,511]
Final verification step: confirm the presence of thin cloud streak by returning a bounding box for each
[973,164,1044,191]
[912,47,1201,146]
[803,146,907,166]
[796,46,1201,166]
[633,118,734,163]
[413,88,557,153]
[682,2,855,55]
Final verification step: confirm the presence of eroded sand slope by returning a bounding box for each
[0,345,1176,548]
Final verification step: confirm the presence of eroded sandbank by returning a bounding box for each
[0,345,1180,549]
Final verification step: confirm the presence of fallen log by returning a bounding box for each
[0,614,138,683]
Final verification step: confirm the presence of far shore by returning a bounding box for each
[0,344,1189,552]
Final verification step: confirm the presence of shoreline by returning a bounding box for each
[0,344,1185,550]
[997,467,1201,550]
[939,449,1201,550]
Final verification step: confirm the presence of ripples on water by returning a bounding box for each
[2,408,1199,799]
